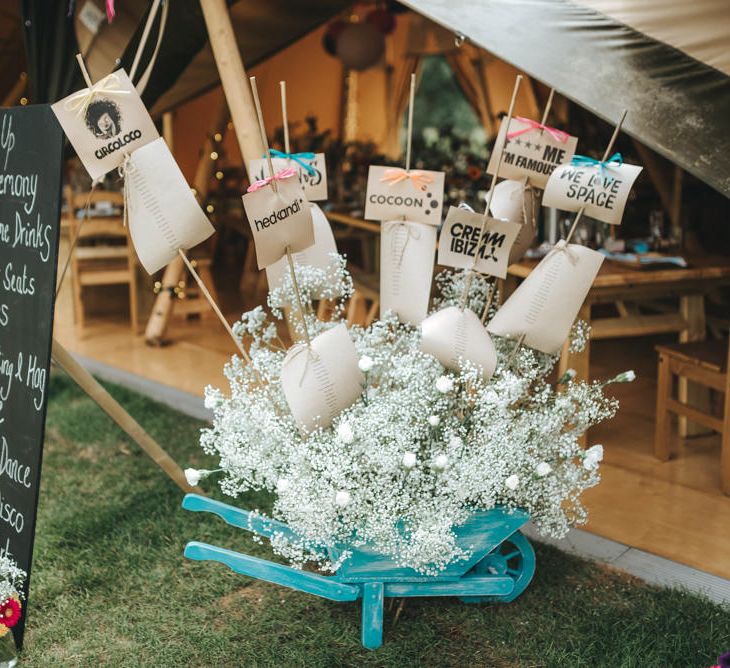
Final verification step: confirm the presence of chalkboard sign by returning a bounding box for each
[0,105,63,647]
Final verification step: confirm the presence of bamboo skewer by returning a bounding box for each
[178,250,255,367]
[250,76,311,345]
[129,0,162,82]
[404,73,416,172]
[280,81,290,155]
[459,75,523,311]
[564,109,628,245]
[539,88,555,128]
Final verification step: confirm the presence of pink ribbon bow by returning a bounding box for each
[247,166,298,192]
[380,168,434,191]
[507,117,570,144]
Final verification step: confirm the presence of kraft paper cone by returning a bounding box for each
[280,323,364,432]
[488,179,538,264]
[487,241,604,355]
[265,203,339,298]
[380,219,436,326]
[420,306,497,380]
[124,137,214,274]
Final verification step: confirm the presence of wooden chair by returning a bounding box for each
[655,339,730,494]
[66,187,138,331]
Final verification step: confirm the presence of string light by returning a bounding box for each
[213,132,222,142]
[215,171,224,180]
[206,204,215,213]
[210,151,219,160]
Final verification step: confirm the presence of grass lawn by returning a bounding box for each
[17,372,730,667]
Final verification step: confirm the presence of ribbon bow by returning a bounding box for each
[247,166,298,192]
[380,168,434,191]
[268,149,317,176]
[118,153,136,228]
[63,72,130,119]
[570,152,623,183]
[507,117,571,144]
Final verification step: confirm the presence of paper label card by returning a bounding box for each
[242,176,315,269]
[125,138,214,274]
[487,241,604,355]
[364,165,444,225]
[438,207,521,279]
[51,69,159,181]
[249,153,328,201]
[281,323,364,432]
[543,161,643,225]
[420,306,497,381]
[380,220,436,326]
[266,203,340,297]
[487,117,578,188]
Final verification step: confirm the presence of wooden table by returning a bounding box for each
[506,256,730,437]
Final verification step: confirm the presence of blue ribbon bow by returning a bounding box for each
[266,149,317,176]
[570,152,623,183]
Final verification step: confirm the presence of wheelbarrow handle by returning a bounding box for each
[182,494,301,542]
[184,541,361,602]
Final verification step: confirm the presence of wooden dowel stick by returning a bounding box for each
[405,73,416,172]
[286,246,312,347]
[506,333,526,366]
[75,53,93,87]
[178,249,255,367]
[459,75,523,311]
[480,281,496,324]
[280,81,290,154]
[540,88,555,127]
[249,76,277,191]
[129,0,162,82]
[51,338,200,494]
[565,109,627,244]
[482,75,522,222]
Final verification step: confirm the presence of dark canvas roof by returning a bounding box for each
[401,0,730,197]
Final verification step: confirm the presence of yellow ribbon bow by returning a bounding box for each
[63,72,131,119]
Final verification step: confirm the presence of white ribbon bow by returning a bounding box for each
[63,72,131,119]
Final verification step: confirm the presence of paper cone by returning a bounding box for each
[420,306,497,380]
[487,179,538,264]
[487,241,604,355]
[280,323,364,431]
[265,203,339,298]
[380,220,436,326]
[125,137,214,274]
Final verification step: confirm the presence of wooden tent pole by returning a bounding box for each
[145,99,229,345]
[199,0,264,176]
[51,339,199,493]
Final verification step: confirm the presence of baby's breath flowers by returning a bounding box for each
[0,554,25,638]
[198,263,629,574]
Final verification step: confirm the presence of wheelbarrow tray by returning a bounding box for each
[182,493,535,649]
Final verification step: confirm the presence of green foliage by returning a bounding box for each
[18,373,730,666]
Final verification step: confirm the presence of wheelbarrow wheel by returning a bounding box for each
[458,530,535,604]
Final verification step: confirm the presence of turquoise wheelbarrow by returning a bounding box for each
[182,494,536,650]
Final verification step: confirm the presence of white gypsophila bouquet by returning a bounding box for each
[0,554,25,605]
[195,256,631,575]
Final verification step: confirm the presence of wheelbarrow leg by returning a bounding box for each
[361,582,384,650]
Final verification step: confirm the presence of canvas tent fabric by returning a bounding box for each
[401,0,730,198]
[75,0,350,114]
